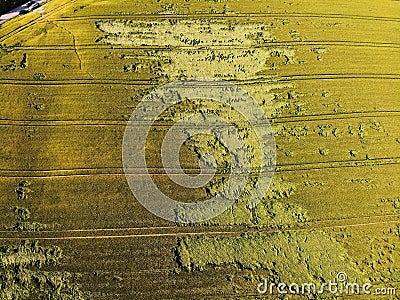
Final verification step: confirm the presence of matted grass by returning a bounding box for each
[0,0,399,298]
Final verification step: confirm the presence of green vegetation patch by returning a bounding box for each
[11,206,59,232]
[173,158,305,226]
[0,240,86,300]
[176,231,364,284]
[0,53,27,71]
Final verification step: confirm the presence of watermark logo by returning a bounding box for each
[122,79,276,223]
[257,272,396,296]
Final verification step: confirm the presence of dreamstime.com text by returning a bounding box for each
[257,272,396,296]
